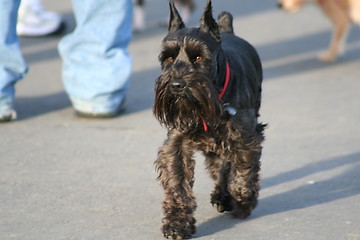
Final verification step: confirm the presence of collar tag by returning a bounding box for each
[224,103,237,116]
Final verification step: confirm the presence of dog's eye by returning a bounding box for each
[195,56,203,62]
[166,57,174,63]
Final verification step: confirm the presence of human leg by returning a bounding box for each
[0,0,28,121]
[58,0,133,117]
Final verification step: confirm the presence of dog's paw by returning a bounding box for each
[231,199,257,219]
[210,192,233,213]
[162,218,196,239]
[318,51,337,62]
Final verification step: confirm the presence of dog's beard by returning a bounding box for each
[154,73,222,132]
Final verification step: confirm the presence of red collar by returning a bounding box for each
[201,61,230,131]
[218,61,231,100]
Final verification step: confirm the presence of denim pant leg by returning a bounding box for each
[58,0,133,114]
[0,0,28,114]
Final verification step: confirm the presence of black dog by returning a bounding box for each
[153,0,265,239]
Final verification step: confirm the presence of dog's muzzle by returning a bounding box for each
[169,79,186,94]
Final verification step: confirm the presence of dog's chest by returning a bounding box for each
[189,123,237,154]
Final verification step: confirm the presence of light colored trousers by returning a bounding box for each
[0,0,133,114]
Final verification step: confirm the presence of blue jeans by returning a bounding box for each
[0,0,28,114]
[0,0,132,115]
[58,0,133,114]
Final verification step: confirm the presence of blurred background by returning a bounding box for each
[1,0,360,239]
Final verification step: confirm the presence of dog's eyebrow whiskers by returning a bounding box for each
[183,37,209,61]
[162,40,180,50]
[184,36,207,48]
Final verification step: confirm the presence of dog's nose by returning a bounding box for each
[277,2,283,9]
[169,79,186,93]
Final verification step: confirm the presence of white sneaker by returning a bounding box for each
[0,106,17,122]
[17,2,65,37]
[133,5,145,32]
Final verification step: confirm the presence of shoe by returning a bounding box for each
[0,107,17,122]
[74,98,126,119]
[133,5,145,32]
[17,3,65,37]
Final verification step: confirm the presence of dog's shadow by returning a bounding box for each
[195,152,360,238]
[259,152,360,217]
[195,213,244,238]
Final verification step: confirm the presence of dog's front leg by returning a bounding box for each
[227,117,264,219]
[227,147,261,218]
[155,132,197,239]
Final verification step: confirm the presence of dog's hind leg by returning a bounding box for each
[155,132,197,239]
[205,153,234,213]
[212,161,234,213]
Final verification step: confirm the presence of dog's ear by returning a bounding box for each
[199,0,221,42]
[168,0,185,33]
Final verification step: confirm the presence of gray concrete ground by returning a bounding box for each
[1,0,360,239]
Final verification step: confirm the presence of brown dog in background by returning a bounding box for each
[278,0,360,61]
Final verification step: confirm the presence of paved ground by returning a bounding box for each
[1,0,360,239]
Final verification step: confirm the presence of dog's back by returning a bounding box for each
[218,12,263,118]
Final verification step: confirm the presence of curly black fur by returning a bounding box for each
[153,0,265,239]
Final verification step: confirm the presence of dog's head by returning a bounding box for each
[277,0,309,12]
[153,0,225,132]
